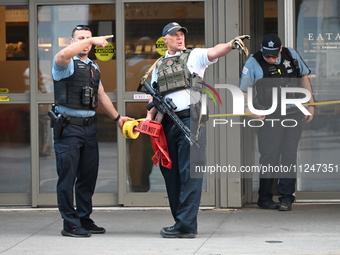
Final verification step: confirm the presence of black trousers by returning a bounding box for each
[257,112,303,203]
[160,116,205,233]
[54,123,99,230]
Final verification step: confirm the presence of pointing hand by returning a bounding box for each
[229,35,251,57]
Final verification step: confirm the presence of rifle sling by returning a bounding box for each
[139,56,164,85]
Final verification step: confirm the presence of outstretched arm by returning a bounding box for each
[55,35,114,66]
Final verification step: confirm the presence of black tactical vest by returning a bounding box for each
[54,59,100,110]
[253,47,302,108]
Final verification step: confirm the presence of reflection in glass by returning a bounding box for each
[96,112,118,194]
[38,103,56,193]
[0,104,30,193]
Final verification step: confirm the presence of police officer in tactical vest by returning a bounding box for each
[51,25,133,237]
[240,34,315,211]
[146,22,250,238]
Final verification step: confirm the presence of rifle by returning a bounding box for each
[137,80,200,147]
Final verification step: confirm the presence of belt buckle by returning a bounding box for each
[83,117,90,126]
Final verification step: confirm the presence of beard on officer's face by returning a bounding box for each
[78,52,87,57]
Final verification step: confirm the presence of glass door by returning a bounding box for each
[32,2,119,206]
[121,1,215,206]
[0,4,31,205]
[243,0,280,204]
[294,0,340,201]
[246,0,340,203]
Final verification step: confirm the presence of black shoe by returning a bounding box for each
[61,227,91,237]
[257,201,280,209]
[279,200,292,211]
[160,226,196,238]
[81,219,106,234]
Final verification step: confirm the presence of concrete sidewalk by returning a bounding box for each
[0,204,340,255]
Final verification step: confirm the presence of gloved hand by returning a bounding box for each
[229,35,250,57]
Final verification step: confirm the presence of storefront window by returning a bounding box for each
[296,0,340,191]
[1,6,29,93]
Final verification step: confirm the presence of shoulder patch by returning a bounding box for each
[242,66,249,75]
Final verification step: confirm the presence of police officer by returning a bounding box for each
[146,22,249,238]
[240,34,315,211]
[52,25,133,237]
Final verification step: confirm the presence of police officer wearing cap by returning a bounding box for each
[52,25,133,237]
[146,22,250,238]
[240,34,315,211]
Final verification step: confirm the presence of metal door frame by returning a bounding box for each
[117,0,217,206]
[29,0,119,207]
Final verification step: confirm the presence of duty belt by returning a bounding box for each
[164,109,190,122]
[66,115,97,126]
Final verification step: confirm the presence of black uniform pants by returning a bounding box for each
[257,112,304,203]
[54,123,99,230]
[160,115,205,234]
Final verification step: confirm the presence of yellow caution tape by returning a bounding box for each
[303,100,340,106]
[123,119,144,139]
[209,112,252,117]
[209,100,340,118]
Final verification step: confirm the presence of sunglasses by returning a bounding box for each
[75,25,91,30]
